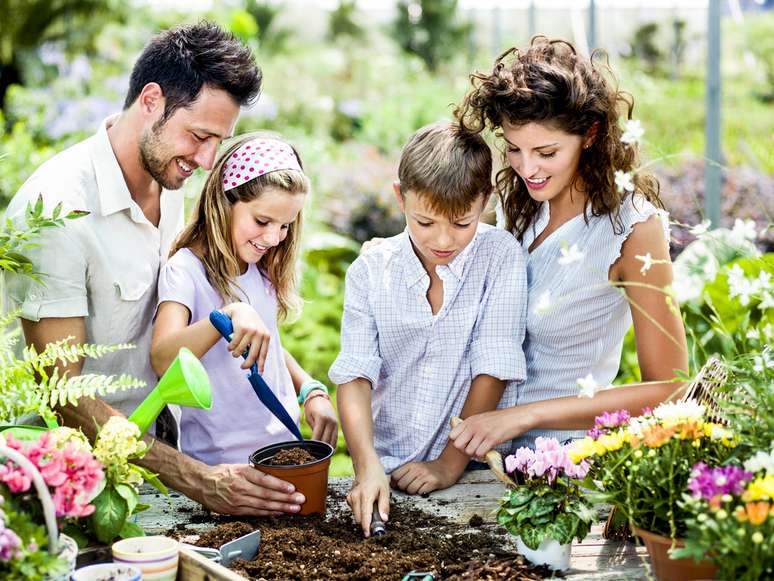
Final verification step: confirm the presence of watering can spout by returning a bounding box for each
[128,348,212,435]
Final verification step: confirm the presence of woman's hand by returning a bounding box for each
[303,394,339,448]
[220,302,272,372]
[449,408,533,458]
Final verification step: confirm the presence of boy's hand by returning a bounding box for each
[303,395,339,448]
[347,466,390,537]
[221,302,272,372]
[390,456,465,495]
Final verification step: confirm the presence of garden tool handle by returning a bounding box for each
[209,310,304,441]
[370,501,386,537]
[450,416,514,488]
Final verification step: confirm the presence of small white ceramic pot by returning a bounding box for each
[71,562,142,581]
[515,535,572,571]
[112,535,179,581]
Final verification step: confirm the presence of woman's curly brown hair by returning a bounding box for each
[454,36,663,240]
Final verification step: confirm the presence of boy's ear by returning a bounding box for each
[392,180,406,212]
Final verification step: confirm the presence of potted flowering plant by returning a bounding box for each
[569,402,737,580]
[0,429,104,579]
[673,455,774,581]
[497,437,595,571]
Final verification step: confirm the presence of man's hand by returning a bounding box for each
[303,396,339,448]
[197,464,305,516]
[347,465,390,537]
[390,456,465,496]
[221,302,272,372]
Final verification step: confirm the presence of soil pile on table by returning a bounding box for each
[266,447,316,466]
[182,490,551,580]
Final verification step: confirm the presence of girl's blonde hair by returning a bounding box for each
[171,132,309,320]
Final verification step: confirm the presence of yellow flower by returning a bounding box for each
[598,432,626,452]
[568,437,605,463]
[744,475,774,502]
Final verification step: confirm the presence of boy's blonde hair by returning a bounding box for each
[398,121,492,219]
[171,132,308,320]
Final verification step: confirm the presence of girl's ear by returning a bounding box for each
[584,121,600,149]
[392,180,406,212]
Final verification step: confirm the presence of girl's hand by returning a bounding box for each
[449,408,533,458]
[347,463,390,537]
[303,394,339,448]
[220,302,272,372]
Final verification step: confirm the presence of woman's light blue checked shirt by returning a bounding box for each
[329,224,528,473]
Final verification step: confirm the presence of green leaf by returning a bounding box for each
[91,486,128,544]
[519,526,545,551]
[119,520,145,539]
[66,210,90,220]
[114,483,138,515]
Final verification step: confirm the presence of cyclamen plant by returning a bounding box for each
[497,437,595,551]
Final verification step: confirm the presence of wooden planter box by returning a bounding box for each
[76,545,242,581]
[178,547,245,581]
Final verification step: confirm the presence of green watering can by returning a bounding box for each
[128,347,213,434]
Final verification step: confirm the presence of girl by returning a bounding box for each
[449,37,688,454]
[151,133,338,468]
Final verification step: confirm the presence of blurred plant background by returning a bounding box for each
[1,0,772,475]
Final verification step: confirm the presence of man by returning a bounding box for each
[4,22,305,516]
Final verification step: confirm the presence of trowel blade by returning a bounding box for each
[219,529,262,567]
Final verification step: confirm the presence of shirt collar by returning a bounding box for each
[399,224,481,287]
[90,115,135,218]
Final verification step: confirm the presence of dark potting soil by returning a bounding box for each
[267,447,316,466]
[174,489,553,580]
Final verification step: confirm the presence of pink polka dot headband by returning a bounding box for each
[222,138,302,192]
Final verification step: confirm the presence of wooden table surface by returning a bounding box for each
[137,471,650,580]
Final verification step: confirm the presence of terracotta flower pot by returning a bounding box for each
[249,440,334,515]
[632,526,717,581]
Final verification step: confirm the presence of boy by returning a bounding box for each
[329,121,528,536]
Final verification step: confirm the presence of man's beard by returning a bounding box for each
[139,123,182,191]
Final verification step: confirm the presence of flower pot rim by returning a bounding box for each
[111,535,179,559]
[249,439,334,469]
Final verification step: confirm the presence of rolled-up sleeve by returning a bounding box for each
[468,244,528,382]
[156,256,197,317]
[328,257,382,387]
[6,223,88,321]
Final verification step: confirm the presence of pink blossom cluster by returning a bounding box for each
[587,410,631,440]
[688,462,753,501]
[0,434,103,518]
[505,437,590,485]
[0,507,22,562]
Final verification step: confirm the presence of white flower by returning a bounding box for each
[747,328,760,340]
[727,264,756,306]
[759,292,774,312]
[709,425,733,442]
[752,348,773,374]
[731,218,757,242]
[689,220,711,236]
[534,291,552,315]
[763,323,773,340]
[744,446,774,475]
[757,271,772,290]
[635,252,654,275]
[621,119,645,145]
[558,243,585,265]
[614,170,635,194]
[576,374,599,398]
[653,399,705,424]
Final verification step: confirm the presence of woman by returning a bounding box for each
[449,37,688,455]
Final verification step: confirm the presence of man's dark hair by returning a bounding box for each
[124,21,262,122]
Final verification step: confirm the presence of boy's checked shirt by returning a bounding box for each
[329,223,528,472]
